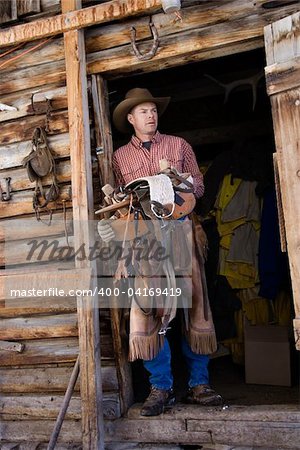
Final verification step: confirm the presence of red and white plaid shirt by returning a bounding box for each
[112,131,204,198]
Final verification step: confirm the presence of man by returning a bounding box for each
[98,88,223,416]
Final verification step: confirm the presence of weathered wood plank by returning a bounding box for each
[87,6,300,78]
[0,110,68,146]
[0,133,70,170]
[271,12,300,64]
[0,336,114,366]
[265,55,300,96]
[17,0,41,16]
[264,11,300,349]
[0,184,72,219]
[0,340,24,353]
[0,2,299,95]
[0,0,17,25]
[0,2,298,76]
[0,365,118,393]
[186,419,300,449]
[0,296,77,317]
[0,313,78,340]
[0,0,162,48]
[0,393,120,420]
[63,0,104,442]
[0,60,66,96]
[0,269,92,302]
[127,403,300,422]
[1,159,71,193]
[0,211,73,243]
[105,418,189,442]
[0,420,82,443]
[0,86,67,123]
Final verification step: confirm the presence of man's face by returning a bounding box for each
[127,102,158,137]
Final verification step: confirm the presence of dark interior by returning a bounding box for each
[108,48,300,406]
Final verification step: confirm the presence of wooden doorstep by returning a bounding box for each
[105,404,300,448]
[1,404,300,447]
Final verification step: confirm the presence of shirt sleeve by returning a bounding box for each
[181,140,204,198]
[112,152,125,187]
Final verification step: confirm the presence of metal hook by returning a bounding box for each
[1,177,12,201]
[130,21,159,61]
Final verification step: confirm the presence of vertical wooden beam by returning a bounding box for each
[62,1,105,448]
[264,13,300,350]
[93,74,134,413]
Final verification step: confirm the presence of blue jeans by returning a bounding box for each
[143,337,209,390]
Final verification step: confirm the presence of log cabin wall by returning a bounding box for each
[0,1,121,447]
[1,0,300,447]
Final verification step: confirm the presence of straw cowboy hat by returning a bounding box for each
[113,88,170,133]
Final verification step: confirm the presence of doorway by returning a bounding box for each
[107,47,299,407]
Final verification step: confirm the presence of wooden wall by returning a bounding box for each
[0,3,120,447]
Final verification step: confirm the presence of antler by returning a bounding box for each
[205,70,265,110]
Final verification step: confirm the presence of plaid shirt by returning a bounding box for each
[112,131,204,198]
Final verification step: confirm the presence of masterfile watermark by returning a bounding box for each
[2,218,193,309]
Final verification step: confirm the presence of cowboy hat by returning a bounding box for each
[113,88,170,133]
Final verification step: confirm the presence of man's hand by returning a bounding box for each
[97,219,115,243]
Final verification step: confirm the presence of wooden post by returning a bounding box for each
[264,12,300,350]
[62,0,105,448]
[94,74,134,413]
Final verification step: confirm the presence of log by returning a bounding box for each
[0,393,120,421]
[0,268,92,302]
[0,133,70,170]
[0,296,77,318]
[0,0,162,47]
[0,340,24,353]
[0,336,114,366]
[0,2,299,95]
[0,60,66,96]
[0,1,296,76]
[0,110,69,146]
[0,261,75,278]
[0,420,82,443]
[0,365,118,393]
[0,184,72,219]
[0,211,73,243]
[0,86,67,123]
[0,313,79,340]
[1,159,71,193]
[0,0,17,25]
[17,0,41,16]
[87,5,300,78]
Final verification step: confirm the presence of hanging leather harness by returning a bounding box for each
[22,127,60,220]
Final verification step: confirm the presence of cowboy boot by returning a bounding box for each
[186,384,223,406]
[140,386,175,416]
